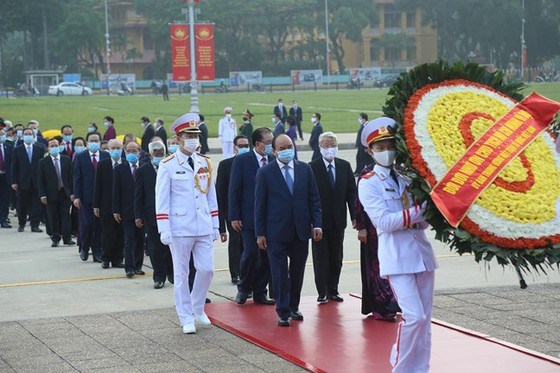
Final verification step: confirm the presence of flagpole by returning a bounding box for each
[187,0,199,113]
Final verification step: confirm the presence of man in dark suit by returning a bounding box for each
[289,100,303,141]
[255,134,323,326]
[355,112,370,175]
[229,127,275,305]
[26,120,48,148]
[73,131,108,261]
[155,118,167,146]
[93,138,124,269]
[134,140,173,288]
[0,127,13,228]
[140,116,155,153]
[217,135,248,284]
[38,139,74,247]
[309,112,323,161]
[113,141,145,278]
[273,98,288,123]
[198,115,209,154]
[272,114,284,137]
[11,128,45,232]
[60,125,75,157]
[310,131,357,303]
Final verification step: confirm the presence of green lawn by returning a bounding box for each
[1,82,558,138]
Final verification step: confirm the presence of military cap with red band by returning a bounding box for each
[361,117,397,147]
[171,113,202,135]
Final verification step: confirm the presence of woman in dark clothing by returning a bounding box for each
[285,115,298,160]
[355,164,400,320]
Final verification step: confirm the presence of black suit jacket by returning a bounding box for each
[11,143,46,190]
[289,106,303,124]
[309,122,323,161]
[141,124,156,153]
[0,143,13,185]
[16,137,47,148]
[112,161,136,220]
[310,157,356,231]
[93,158,118,216]
[216,156,234,233]
[155,126,167,146]
[273,105,288,123]
[134,162,157,227]
[38,155,72,201]
[199,122,209,154]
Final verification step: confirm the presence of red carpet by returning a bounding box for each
[206,294,560,372]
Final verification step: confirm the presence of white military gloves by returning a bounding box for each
[160,231,172,245]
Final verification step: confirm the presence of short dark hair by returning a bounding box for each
[14,123,24,130]
[53,135,63,143]
[141,116,150,123]
[74,136,85,145]
[85,131,101,141]
[199,114,205,121]
[104,116,114,124]
[89,122,98,130]
[60,124,73,132]
[314,112,321,120]
[22,128,34,135]
[359,113,368,121]
[252,127,272,146]
[286,116,295,126]
[233,135,248,146]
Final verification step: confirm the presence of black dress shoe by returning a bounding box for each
[31,227,43,233]
[167,275,174,285]
[231,276,240,284]
[80,249,89,262]
[236,292,248,305]
[205,298,211,304]
[290,310,304,321]
[101,261,110,269]
[1,223,12,228]
[134,269,145,275]
[63,240,76,245]
[93,256,102,263]
[126,271,134,278]
[18,226,24,232]
[277,317,290,327]
[329,294,344,302]
[254,297,275,305]
[112,262,125,268]
[317,295,328,304]
[153,281,164,289]
[51,242,59,247]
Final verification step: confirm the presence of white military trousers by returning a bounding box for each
[221,141,234,159]
[387,270,435,373]
[170,235,214,326]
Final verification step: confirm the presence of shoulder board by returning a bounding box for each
[196,152,209,158]
[361,171,376,179]
[162,153,175,163]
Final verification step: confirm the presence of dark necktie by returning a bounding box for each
[188,156,194,170]
[261,157,267,167]
[66,143,71,156]
[54,157,63,190]
[327,164,335,188]
[390,169,399,186]
[132,163,137,181]
[0,145,4,172]
[92,153,97,170]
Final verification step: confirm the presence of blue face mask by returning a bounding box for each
[109,149,122,160]
[59,145,66,153]
[125,153,138,164]
[32,129,38,136]
[87,127,95,133]
[237,147,250,155]
[264,144,273,155]
[16,130,23,138]
[23,135,34,145]
[0,135,6,143]
[49,147,60,157]
[63,135,73,142]
[87,142,100,152]
[152,156,164,166]
[277,148,295,163]
[75,145,86,153]
[169,144,179,154]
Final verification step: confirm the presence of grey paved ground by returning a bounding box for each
[1,145,559,372]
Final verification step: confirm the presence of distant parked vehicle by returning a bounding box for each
[374,75,398,88]
[48,82,92,96]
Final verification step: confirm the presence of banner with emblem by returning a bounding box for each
[170,24,190,81]
[195,24,215,81]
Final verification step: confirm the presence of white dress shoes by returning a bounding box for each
[194,313,212,327]
[182,322,196,334]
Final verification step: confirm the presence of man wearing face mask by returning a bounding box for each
[135,140,173,289]
[140,116,155,153]
[155,112,219,334]
[73,131,109,262]
[113,142,145,278]
[229,127,275,306]
[354,113,370,175]
[309,132,356,303]
[0,127,13,228]
[272,113,284,137]
[26,120,48,148]
[60,125,75,157]
[93,139,125,269]
[167,136,180,154]
[255,134,322,326]
[309,112,323,161]
[219,106,237,159]
[357,117,437,373]
[11,128,46,232]
[273,98,288,124]
[289,100,303,141]
[103,116,117,141]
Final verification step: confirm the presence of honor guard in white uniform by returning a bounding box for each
[357,117,438,373]
[218,106,237,159]
[155,112,220,334]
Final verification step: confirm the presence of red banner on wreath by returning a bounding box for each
[195,24,215,81]
[430,93,560,228]
[170,24,190,81]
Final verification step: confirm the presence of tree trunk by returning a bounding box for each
[42,6,49,69]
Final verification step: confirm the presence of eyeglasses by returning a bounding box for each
[237,144,250,148]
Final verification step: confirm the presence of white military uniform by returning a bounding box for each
[357,117,438,373]
[155,149,219,327]
[219,110,237,159]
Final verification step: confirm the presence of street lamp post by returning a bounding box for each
[104,0,111,95]
[520,0,526,81]
[324,0,330,85]
[186,0,199,113]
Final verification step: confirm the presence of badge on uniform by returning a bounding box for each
[176,171,186,174]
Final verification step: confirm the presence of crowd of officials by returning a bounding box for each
[0,101,436,371]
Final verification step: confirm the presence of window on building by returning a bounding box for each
[406,11,416,29]
[384,5,401,30]
[385,45,400,62]
[370,40,380,62]
[143,32,153,50]
[407,42,416,61]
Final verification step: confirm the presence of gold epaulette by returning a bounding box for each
[196,152,209,158]
[162,153,175,163]
[362,171,376,179]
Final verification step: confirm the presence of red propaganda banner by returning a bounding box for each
[430,93,560,227]
[170,24,190,81]
[195,23,215,81]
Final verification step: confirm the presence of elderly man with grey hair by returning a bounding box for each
[309,131,357,303]
[134,140,173,288]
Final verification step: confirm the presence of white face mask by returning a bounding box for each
[311,117,317,123]
[183,138,199,153]
[278,103,283,107]
[373,150,396,167]
[320,146,338,162]
[271,117,276,123]
[225,113,232,119]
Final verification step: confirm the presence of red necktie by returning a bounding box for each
[66,143,71,156]
[92,153,97,170]
[261,157,267,167]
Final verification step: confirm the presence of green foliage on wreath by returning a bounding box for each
[383,60,560,274]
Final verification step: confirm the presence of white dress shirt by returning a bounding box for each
[276,159,294,183]
[253,149,268,168]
